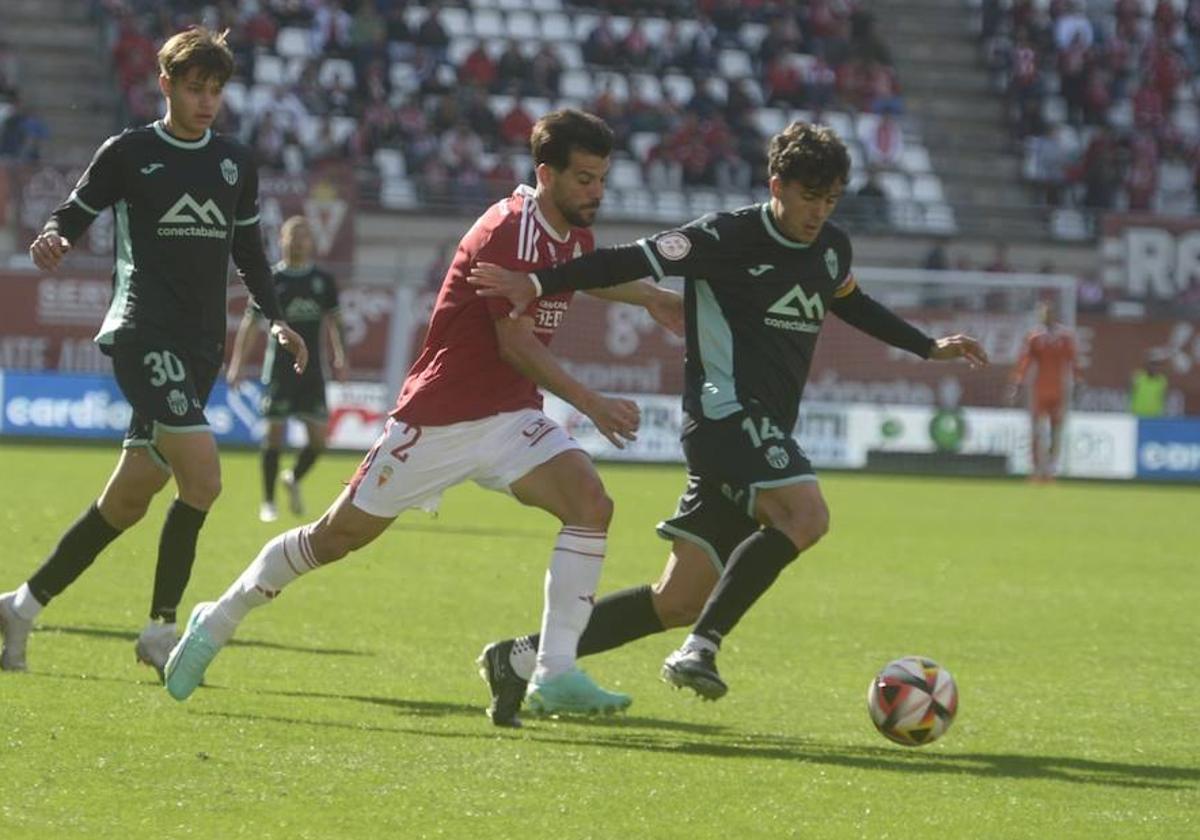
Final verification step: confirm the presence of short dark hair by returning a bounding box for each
[767,122,850,192]
[530,109,614,170]
[158,27,235,84]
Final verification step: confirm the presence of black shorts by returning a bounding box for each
[109,341,220,460]
[657,473,759,572]
[261,370,328,422]
[681,404,816,519]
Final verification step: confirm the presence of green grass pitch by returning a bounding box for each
[1,442,1197,839]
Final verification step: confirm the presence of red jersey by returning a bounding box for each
[392,185,594,425]
[1013,325,1078,400]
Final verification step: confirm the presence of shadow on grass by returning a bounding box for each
[189,706,1198,791]
[36,624,371,657]
[245,687,729,735]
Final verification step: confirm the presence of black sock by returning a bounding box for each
[262,448,280,502]
[150,499,208,623]
[292,446,319,481]
[26,503,122,605]
[692,527,799,648]
[523,585,663,658]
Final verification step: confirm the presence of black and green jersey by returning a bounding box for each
[533,203,934,432]
[255,263,340,383]
[46,121,282,364]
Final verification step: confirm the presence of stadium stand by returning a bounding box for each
[976,0,1200,222]
[0,36,50,162]
[91,0,954,233]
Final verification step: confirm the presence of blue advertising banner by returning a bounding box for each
[0,370,265,446]
[1136,418,1200,481]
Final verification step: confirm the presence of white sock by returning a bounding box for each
[683,633,718,654]
[532,526,606,683]
[208,526,320,645]
[509,635,537,681]
[12,583,43,622]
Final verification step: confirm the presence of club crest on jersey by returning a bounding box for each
[377,464,394,488]
[220,158,238,186]
[824,247,839,279]
[166,389,189,417]
[765,445,791,470]
[656,232,691,261]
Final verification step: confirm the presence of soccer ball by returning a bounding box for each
[866,656,958,747]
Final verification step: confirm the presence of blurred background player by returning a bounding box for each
[164,110,682,717]
[0,27,306,677]
[228,215,347,523]
[1009,301,1082,481]
[1129,351,1169,418]
[470,121,987,702]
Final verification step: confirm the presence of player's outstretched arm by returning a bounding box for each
[929,334,989,368]
[469,243,656,317]
[586,281,685,337]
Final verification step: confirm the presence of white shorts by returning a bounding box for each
[347,409,583,518]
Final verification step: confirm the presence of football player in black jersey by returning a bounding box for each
[470,122,987,715]
[227,215,347,523]
[0,28,306,679]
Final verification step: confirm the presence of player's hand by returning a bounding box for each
[29,232,71,272]
[468,262,538,317]
[646,287,685,338]
[225,364,244,386]
[930,334,988,368]
[271,321,309,374]
[582,393,640,449]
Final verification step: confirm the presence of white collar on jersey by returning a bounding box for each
[514,184,571,243]
[153,120,212,149]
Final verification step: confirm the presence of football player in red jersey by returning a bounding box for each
[164,110,683,718]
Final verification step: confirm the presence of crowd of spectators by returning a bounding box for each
[983,0,1200,216]
[94,0,907,212]
[0,39,50,162]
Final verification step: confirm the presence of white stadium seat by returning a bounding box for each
[541,12,572,41]
[609,158,643,191]
[661,74,694,105]
[254,54,285,87]
[878,171,912,201]
[275,28,311,60]
[318,58,355,90]
[912,174,946,203]
[560,69,593,101]
[438,7,472,38]
[718,50,753,79]
[507,11,539,39]
[472,9,505,39]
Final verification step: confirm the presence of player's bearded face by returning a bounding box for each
[550,151,610,228]
[162,68,224,139]
[772,177,843,244]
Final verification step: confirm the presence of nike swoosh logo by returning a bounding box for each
[748,264,773,276]
[140,163,164,174]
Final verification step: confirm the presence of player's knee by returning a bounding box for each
[651,584,707,628]
[567,484,613,529]
[776,505,829,551]
[100,490,155,529]
[186,474,222,509]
